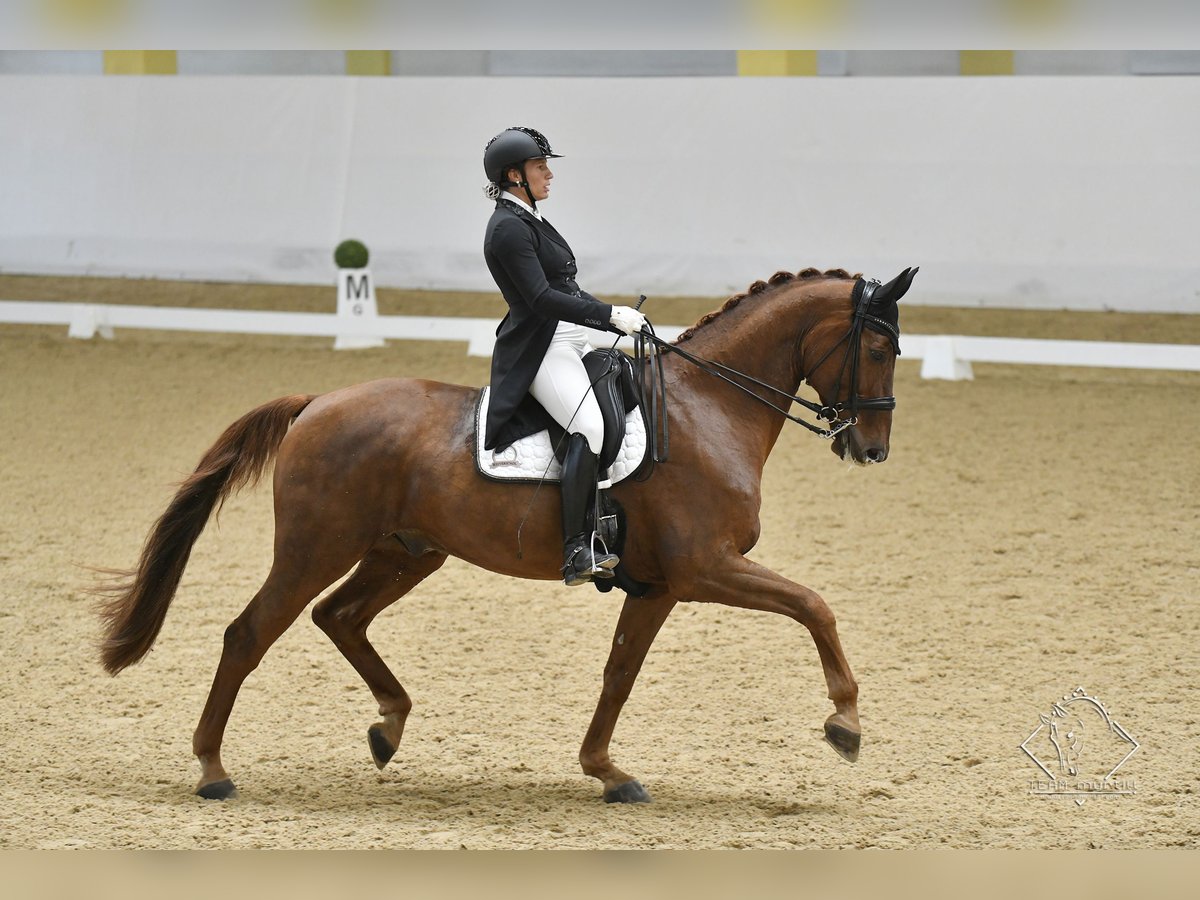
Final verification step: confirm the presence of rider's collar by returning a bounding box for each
[501,191,542,221]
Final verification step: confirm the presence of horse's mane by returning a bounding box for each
[674,267,861,345]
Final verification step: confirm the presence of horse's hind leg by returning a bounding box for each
[579,589,676,803]
[311,539,447,770]
[193,557,356,799]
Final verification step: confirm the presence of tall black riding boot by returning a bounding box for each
[560,432,619,586]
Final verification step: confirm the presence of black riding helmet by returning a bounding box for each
[483,126,562,212]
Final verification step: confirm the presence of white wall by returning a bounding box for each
[1,75,1197,312]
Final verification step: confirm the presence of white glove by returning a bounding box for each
[609,306,647,336]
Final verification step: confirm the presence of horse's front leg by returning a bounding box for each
[677,555,861,762]
[579,589,676,803]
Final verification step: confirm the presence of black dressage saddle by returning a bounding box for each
[548,348,642,475]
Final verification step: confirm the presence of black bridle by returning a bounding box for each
[631,278,897,470]
[800,277,899,427]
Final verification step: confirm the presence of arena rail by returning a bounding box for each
[906,335,1200,380]
[3,300,1200,381]
[0,300,512,357]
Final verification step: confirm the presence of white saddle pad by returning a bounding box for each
[475,387,648,486]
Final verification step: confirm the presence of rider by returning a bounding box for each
[481,126,647,587]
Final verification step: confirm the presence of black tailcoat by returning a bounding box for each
[483,199,614,451]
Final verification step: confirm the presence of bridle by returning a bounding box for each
[632,278,897,470]
[800,277,899,429]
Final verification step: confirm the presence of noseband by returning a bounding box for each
[633,278,897,463]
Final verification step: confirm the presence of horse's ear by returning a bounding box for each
[874,266,919,305]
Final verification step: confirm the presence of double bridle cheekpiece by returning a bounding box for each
[633,277,898,463]
[802,276,899,431]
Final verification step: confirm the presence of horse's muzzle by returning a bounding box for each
[832,430,889,466]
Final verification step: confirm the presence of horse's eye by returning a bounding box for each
[869,349,885,363]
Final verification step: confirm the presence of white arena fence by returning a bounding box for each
[3,300,1199,382]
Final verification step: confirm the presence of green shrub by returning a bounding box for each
[334,239,370,269]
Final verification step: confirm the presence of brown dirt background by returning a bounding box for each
[1,275,1198,849]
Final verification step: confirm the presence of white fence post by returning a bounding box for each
[467,328,496,357]
[920,336,974,381]
[67,304,113,340]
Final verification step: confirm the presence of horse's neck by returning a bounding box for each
[667,287,828,459]
[674,287,827,395]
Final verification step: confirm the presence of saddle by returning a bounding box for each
[573,348,642,475]
[474,349,648,486]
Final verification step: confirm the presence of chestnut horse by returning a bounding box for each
[98,266,916,803]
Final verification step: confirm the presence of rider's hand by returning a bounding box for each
[609,306,647,336]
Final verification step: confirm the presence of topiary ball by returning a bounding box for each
[334,239,369,269]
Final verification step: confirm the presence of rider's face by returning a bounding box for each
[510,158,553,203]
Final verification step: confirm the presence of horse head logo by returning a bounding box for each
[1039,703,1088,777]
[1021,688,1139,803]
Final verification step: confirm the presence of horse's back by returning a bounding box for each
[280,377,479,477]
[298,377,474,426]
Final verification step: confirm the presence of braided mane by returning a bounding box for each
[673,267,860,344]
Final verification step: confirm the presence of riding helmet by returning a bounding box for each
[483,127,562,187]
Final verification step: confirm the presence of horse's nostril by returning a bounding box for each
[865,447,887,463]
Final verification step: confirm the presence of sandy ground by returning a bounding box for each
[1,276,1198,849]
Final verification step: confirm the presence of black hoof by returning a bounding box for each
[195,778,237,800]
[603,780,652,804]
[824,722,861,763]
[368,725,396,770]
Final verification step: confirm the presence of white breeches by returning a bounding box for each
[528,325,604,455]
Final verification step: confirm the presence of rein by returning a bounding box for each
[632,278,897,463]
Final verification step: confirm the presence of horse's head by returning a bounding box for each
[802,267,917,466]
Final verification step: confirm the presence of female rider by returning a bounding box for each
[481,126,647,587]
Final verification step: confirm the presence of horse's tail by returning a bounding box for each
[97,394,317,675]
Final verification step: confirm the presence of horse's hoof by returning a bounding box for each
[195,778,237,800]
[603,780,652,804]
[824,721,861,763]
[368,725,396,770]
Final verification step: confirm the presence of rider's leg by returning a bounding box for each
[528,335,617,585]
[528,335,605,455]
[558,432,618,586]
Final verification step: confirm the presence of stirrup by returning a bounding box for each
[589,532,619,572]
[562,540,619,587]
